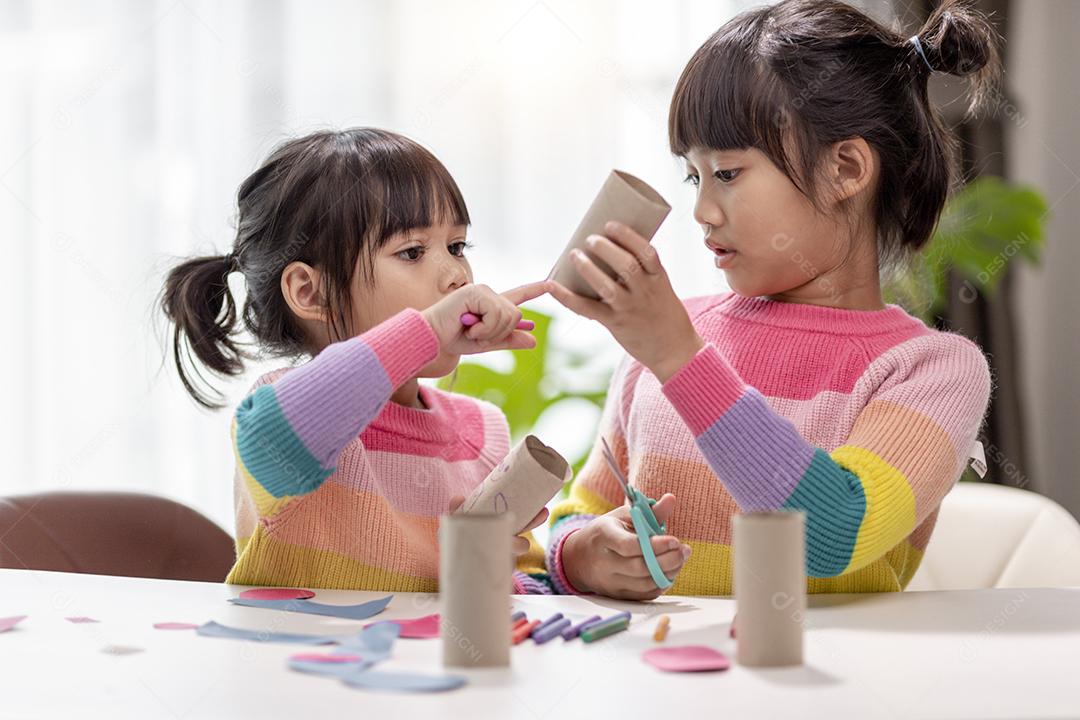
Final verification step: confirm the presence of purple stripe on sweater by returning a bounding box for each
[546,514,596,595]
[513,571,552,595]
[695,388,815,510]
[275,338,392,470]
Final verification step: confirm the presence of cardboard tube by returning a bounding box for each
[733,511,806,667]
[440,513,512,667]
[459,435,571,534]
[548,170,672,300]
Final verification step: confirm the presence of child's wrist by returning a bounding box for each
[649,334,705,383]
[561,529,592,594]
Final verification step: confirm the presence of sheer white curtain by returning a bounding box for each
[0,0,790,532]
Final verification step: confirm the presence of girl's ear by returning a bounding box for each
[827,137,876,207]
[281,261,327,323]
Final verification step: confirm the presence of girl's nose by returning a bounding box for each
[693,192,725,229]
[442,262,469,293]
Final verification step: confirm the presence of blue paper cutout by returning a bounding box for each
[342,670,467,693]
[196,620,343,645]
[227,594,393,620]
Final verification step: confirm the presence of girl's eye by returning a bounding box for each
[448,241,472,257]
[714,168,740,183]
[397,246,425,262]
[684,174,700,187]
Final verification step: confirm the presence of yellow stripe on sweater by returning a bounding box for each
[549,484,618,528]
[830,445,917,575]
[667,538,925,596]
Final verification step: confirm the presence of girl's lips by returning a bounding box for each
[710,246,737,269]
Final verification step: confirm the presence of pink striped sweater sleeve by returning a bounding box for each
[660,335,992,577]
[232,309,440,502]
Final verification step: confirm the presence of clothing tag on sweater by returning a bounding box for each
[969,441,987,479]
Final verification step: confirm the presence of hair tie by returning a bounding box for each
[909,35,934,72]
[223,252,237,276]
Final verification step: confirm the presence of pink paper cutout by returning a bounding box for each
[237,588,315,601]
[642,645,731,673]
[65,616,99,624]
[365,613,440,639]
[289,652,363,663]
[0,615,26,632]
[154,622,200,630]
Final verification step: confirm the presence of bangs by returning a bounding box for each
[341,130,470,247]
[668,9,808,191]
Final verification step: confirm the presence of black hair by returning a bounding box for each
[160,128,469,408]
[669,0,1002,270]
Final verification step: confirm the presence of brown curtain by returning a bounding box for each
[900,0,1032,490]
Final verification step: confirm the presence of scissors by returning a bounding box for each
[600,437,673,590]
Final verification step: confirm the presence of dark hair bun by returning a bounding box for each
[917,1,1000,77]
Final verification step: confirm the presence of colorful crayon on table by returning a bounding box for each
[653,615,670,642]
[512,616,528,632]
[581,614,630,643]
[512,619,541,645]
[562,615,602,641]
[530,613,564,638]
[533,618,571,644]
[511,611,526,624]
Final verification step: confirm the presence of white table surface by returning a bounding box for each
[2,569,1078,719]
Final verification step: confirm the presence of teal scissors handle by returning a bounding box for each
[628,492,673,590]
[598,437,673,590]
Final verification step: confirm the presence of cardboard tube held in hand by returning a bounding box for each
[459,435,571,534]
[733,511,806,667]
[440,513,511,667]
[548,169,672,300]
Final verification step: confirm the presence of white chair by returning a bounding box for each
[907,482,1080,591]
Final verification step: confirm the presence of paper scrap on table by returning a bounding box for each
[196,620,343,645]
[342,670,467,693]
[642,645,731,673]
[289,656,373,678]
[335,622,399,658]
[364,613,440,639]
[65,616,99,624]
[227,595,392,621]
[101,645,144,656]
[237,588,315,601]
[290,652,364,663]
[154,622,200,630]
[289,624,399,677]
[0,616,26,633]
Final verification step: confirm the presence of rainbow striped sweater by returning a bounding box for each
[548,293,993,595]
[225,308,552,594]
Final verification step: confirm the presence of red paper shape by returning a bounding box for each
[153,622,201,630]
[642,645,731,673]
[237,588,315,601]
[289,652,363,663]
[365,613,440,639]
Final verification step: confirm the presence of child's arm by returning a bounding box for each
[546,356,689,597]
[661,334,992,578]
[232,309,439,515]
[234,282,551,518]
[545,358,632,593]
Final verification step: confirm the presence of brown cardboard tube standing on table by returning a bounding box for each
[733,511,806,667]
[459,435,571,534]
[440,513,512,668]
[548,170,672,300]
